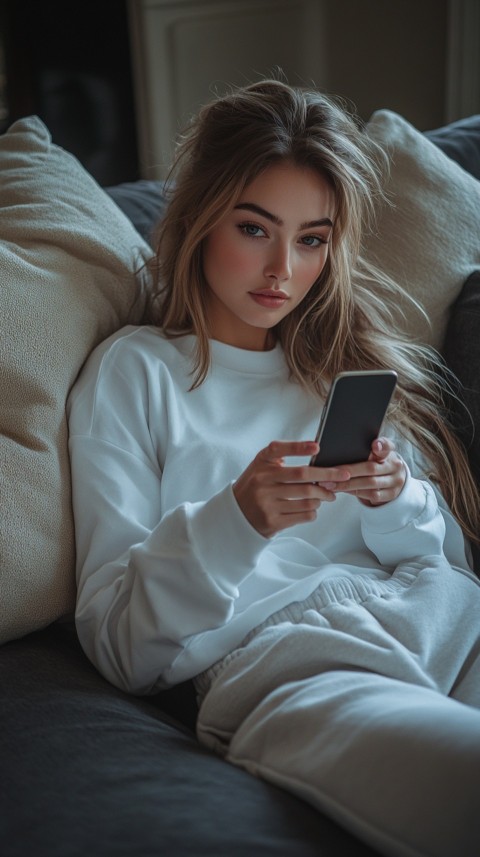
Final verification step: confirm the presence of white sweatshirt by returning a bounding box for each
[67,325,472,694]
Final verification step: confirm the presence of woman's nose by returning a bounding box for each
[264,242,292,283]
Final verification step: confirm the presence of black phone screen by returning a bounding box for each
[311,371,397,468]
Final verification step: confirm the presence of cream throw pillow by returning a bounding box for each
[364,110,480,349]
[0,116,152,644]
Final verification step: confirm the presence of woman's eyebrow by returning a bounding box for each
[234,202,333,230]
[234,202,282,224]
[300,217,333,230]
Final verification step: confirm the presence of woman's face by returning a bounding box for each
[202,161,335,350]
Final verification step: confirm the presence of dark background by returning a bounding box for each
[0,0,138,185]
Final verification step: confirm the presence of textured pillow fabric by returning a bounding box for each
[364,110,480,350]
[0,116,152,644]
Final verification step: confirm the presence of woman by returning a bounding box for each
[68,80,480,857]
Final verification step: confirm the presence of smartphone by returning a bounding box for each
[310,370,398,468]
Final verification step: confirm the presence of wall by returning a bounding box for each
[130,0,455,178]
[323,0,449,129]
[2,0,474,183]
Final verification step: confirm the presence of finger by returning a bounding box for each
[340,453,401,480]
[357,486,400,506]
[282,465,351,485]
[337,459,383,480]
[261,440,318,462]
[341,478,384,494]
[277,496,332,514]
[274,482,330,501]
[342,468,406,503]
[277,487,337,505]
[370,437,395,461]
[340,472,400,494]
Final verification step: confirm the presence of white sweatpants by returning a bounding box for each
[196,558,480,857]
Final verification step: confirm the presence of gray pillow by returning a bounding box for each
[425,115,480,179]
[442,270,480,485]
[105,179,167,244]
[442,270,480,571]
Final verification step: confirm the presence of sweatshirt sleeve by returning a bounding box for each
[359,440,472,572]
[67,335,267,695]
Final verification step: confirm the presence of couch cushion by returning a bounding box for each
[0,116,152,644]
[105,179,168,244]
[425,114,480,179]
[442,270,480,572]
[0,624,378,857]
[442,270,480,485]
[364,110,480,350]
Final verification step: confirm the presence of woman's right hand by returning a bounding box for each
[233,440,351,538]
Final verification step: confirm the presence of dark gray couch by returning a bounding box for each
[1,116,479,857]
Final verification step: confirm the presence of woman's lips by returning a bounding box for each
[249,290,289,308]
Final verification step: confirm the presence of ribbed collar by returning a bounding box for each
[173,335,287,375]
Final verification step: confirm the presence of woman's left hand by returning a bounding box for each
[335,437,406,506]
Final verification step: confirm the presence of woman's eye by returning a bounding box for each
[239,222,266,238]
[300,235,327,247]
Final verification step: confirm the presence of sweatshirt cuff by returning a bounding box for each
[186,482,268,587]
[360,466,446,565]
[360,466,429,534]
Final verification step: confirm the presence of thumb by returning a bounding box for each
[370,437,391,462]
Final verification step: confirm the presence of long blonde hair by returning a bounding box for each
[147,79,479,546]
